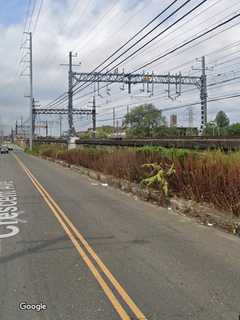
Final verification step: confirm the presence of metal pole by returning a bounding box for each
[127,75,131,94]
[68,51,74,136]
[113,108,116,132]
[59,115,62,137]
[0,129,3,144]
[46,120,48,137]
[11,128,14,143]
[200,56,207,134]
[92,95,96,138]
[29,32,33,150]
[113,107,116,132]
[116,120,119,137]
[32,98,35,138]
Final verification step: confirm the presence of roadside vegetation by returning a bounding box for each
[29,144,240,217]
[79,104,240,138]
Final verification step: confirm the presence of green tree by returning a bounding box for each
[80,126,114,139]
[227,123,240,136]
[96,126,114,138]
[152,126,179,138]
[215,111,230,128]
[80,131,92,139]
[123,104,166,138]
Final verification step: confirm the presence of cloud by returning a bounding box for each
[0,0,239,134]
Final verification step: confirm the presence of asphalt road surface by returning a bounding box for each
[0,150,239,320]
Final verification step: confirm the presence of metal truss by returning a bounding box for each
[33,108,93,115]
[72,72,200,86]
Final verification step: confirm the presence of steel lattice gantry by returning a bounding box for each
[72,67,207,132]
[33,108,93,115]
[72,71,201,93]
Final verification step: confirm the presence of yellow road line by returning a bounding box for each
[14,153,147,320]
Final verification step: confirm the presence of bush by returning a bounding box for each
[30,145,240,217]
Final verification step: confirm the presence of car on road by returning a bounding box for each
[0,146,9,154]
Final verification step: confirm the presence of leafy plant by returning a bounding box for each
[27,144,240,216]
[141,163,175,196]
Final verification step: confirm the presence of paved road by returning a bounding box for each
[0,150,239,320]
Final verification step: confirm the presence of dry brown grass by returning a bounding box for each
[37,145,240,217]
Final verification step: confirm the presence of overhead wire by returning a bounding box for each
[32,0,44,33]
[38,1,240,131]
[42,0,188,108]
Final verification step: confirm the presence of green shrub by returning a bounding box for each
[28,144,240,217]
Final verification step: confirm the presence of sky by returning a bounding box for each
[0,0,240,135]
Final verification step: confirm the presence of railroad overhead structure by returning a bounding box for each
[73,56,207,132]
[73,72,199,88]
[33,52,96,137]
[33,108,93,115]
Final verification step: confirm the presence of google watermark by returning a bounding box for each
[19,302,47,312]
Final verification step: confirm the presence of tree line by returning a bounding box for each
[80,104,240,138]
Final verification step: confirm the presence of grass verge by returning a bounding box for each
[27,144,240,218]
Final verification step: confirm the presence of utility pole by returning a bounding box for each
[29,32,33,150]
[11,128,14,143]
[92,95,96,138]
[68,51,74,136]
[116,120,119,137]
[60,52,81,136]
[32,98,36,139]
[113,107,116,132]
[200,56,207,133]
[45,120,48,137]
[59,115,62,137]
[22,32,33,149]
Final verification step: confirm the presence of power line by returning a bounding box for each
[132,12,240,73]
[129,0,239,63]
[42,0,185,108]
[38,2,240,132]
[58,0,208,109]
[71,0,199,98]
[88,92,240,126]
[32,0,44,33]
[79,0,180,74]
[27,0,37,32]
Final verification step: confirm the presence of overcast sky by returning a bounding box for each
[0,0,240,134]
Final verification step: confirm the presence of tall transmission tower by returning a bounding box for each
[192,56,208,133]
[92,95,96,138]
[21,32,33,150]
[59,51,82,136]
[200,56,207,133]
[68,51,74,136]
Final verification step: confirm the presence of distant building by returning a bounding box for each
[170,114,177,127]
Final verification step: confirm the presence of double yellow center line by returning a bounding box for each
[14,154,147,320]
